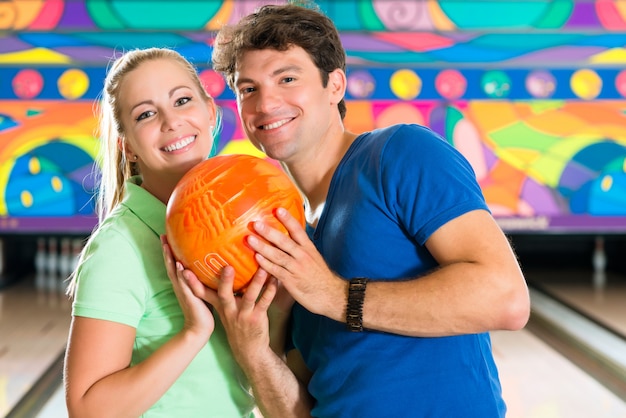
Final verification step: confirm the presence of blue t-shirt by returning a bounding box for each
[291,124,505,417]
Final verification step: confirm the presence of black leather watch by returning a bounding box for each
[346,277,368,332]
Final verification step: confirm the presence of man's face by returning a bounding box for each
[233,46,343,164]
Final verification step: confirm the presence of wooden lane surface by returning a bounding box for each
[0,278,70,416]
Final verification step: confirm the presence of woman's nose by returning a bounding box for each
[160,110,182,131]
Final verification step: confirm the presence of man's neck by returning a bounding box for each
[285,130,359,226]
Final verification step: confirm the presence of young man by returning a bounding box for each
[182,3,530,417]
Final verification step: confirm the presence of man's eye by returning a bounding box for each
[240,87,255,95]
[282,77,295,83]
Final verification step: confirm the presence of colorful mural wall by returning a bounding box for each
[1,0,626,234]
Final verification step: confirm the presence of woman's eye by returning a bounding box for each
[175,97,191,106]
[136,111,153,121]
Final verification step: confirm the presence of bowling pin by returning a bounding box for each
[593,236,606,290]
[46,237,59,293]
[0,238,4,281]
[58,237,72,294]
[71,238,84,272]
[34,237,47,291]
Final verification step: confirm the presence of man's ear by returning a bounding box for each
[328,68,347,105]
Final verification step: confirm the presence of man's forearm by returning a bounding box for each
[244,348,313,418]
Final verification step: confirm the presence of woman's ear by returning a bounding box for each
[118,137,136,161]
[205,96,217,127]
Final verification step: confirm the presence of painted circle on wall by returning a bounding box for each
[435,69,466,100]
[58,69,90,100]
[199,69,226,98]
[347,70,375,99]
[12,69,44,99]
[570,69,602,100]
[525,70,556,98]
[615,70,626,98]
[390,69,421,100]
[481,70,511,98]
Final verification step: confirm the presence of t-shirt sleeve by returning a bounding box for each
[381,124,489,245]
[72,225,148,328]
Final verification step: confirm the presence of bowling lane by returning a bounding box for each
[529,268,626,337]
[5,269,626,418]
[493,328,626,418]
[0,276,70,417]
[31,327,626,418]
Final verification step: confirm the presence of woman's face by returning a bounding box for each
[117,57,216,187]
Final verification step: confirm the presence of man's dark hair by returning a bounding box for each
[212,2,347,119]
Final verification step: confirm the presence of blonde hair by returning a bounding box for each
[94,47,221,222]
[67,48,221,297]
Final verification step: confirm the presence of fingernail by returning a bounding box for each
[176,262,183,271]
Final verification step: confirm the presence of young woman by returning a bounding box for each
[64,47,257,418]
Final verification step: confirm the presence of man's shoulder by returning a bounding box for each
[362,123,446,156]
[370,123,432,135]
[365,123,442,144]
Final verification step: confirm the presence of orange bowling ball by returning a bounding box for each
[166,154,305,292]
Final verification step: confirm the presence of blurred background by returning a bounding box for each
[1,1,626,417]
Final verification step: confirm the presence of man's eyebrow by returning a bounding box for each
[235,65,303,87]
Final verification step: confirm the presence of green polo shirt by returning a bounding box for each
[73,176,255,417]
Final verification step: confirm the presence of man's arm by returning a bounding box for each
[176,262,314,417]
[361,209,529,336]
[248,208,530,337]
[235,342,313,418]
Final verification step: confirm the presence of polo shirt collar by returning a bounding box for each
[123,176,166,237]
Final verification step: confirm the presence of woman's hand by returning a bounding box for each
[161,235,215,342]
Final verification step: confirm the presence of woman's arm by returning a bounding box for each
[64,239,215,418]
